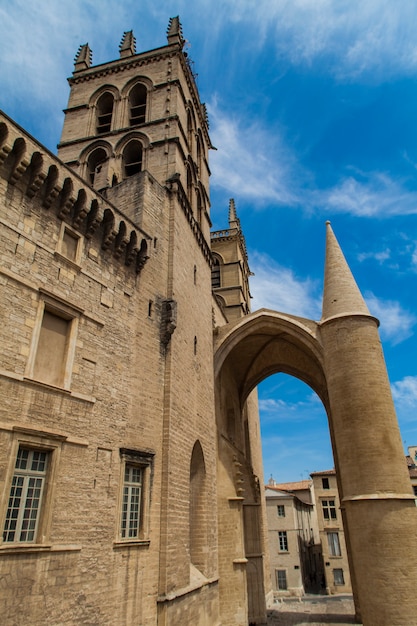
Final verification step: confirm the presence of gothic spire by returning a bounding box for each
[321,221,371,322]
[228,198,239,229]
[74,44,92,72]
[119,31,136,58]
[167,16,184,46]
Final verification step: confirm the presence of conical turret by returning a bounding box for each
[321,221,371,322]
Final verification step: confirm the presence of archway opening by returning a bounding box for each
[258,373,332,485]
[258,373,347,597]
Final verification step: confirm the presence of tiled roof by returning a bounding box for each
[310,469,336,476]
[266,480,311,492]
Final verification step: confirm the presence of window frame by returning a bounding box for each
[278,530,288,552]
[322,477,330,489]
[25,293,81,390]
[321,498,337,521]
[128,83,147,127]
[117,449,154,544]
[277,504,285,518]
[333,568,345,586]
[327,531,342,557]
[56,222,82,266]
[96,91,114,135]
[276,569,287,590]
[1,435,62,548]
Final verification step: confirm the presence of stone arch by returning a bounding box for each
[88,85,120,136]
[121,76,153,128]
[214,301,417,626]
[214,309,328,407]
[214,309,329,626]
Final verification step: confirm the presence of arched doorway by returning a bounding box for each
[214,308,417,626]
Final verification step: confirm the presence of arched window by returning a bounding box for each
[196,134,202,173]
[196,189,203,227]
[187,110,193,152]
[187,166,193,204]
[189,441,207,574]
[211,256,221,289]
[87,147,108,186]
[129,84,147,126]
[123,140,143,177]
[96,92,114,135]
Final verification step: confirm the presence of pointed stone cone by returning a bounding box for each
[320,221,417,626]
[322,221,371,322]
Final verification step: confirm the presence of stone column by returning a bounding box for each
[320,223,417,626]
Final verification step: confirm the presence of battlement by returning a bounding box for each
[0,111,151,275]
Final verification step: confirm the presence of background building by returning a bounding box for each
[310,470,352,595]
[265,483,322,598]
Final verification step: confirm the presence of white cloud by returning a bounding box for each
[208,101,300,206]
[365,292,416,345]
[392,376,417,407]
[358,249,391,264]
[202,0,417,81]
[320,172,417,217]
[249,251,322,319]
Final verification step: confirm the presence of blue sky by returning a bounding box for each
[1,0,417,483]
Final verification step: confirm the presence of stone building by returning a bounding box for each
[265,485,321,597]
[310,470,351,595]
[1,16,417,626]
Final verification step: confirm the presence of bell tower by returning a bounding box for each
[57,16,212,240]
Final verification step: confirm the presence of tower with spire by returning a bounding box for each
[320,221,417,626]
[211,198,252,321]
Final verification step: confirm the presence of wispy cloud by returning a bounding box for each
[392,375,417,407]
[208,101,417,218]
[249,251,322,319]
[365,292,416,345]
[391,375,417,428]
[358,248,391,264]
[259,394,322,424]
[320,172,417,217]
[200,0,417,81]
[208,101,300,206]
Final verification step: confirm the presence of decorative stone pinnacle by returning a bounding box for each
[167,16,184,45]
[119,30,136,58]
[74,44,92,72]
[228,198,239,229]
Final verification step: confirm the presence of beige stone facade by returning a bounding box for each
[265,487,320,598]
[1,16,417,626]
[310,470,351,595]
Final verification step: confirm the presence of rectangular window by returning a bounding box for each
[322,499,337,520]
[3,448,49,543]
[118,449,154,542]
[327,531,341,556]
[121,464,143,539]
[276,569,287,590]
[322,477,330,489]
[278,530,288,552]
[28,294,80,390]
[61,227,80,263]
[333,568,345,585]
[277,505,285,517]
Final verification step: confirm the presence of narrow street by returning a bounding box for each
[267,594,360,625]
